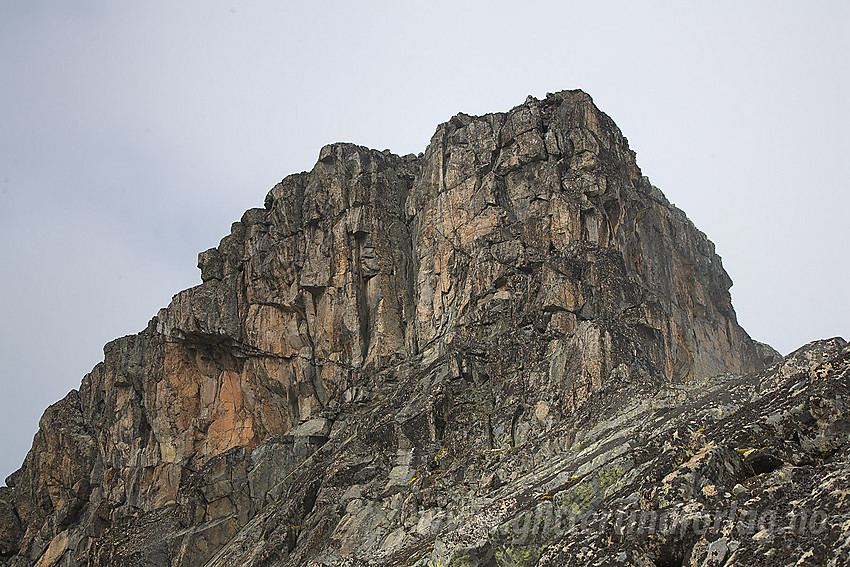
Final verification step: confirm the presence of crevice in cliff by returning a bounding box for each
[295,292,325,413]
[510,404,525,448]
[354,230,371,364]
[138,410,152,450]
[168,333,294,363]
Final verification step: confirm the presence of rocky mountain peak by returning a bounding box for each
[2,91,845,567]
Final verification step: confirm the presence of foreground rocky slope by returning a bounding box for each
[2,90,836,566]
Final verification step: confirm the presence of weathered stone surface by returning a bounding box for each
[0,489,21,557]
[533,337,850,567]
[3,90,836,567]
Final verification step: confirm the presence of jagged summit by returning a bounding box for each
[1,92,846,567]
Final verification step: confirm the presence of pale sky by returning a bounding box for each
[1,1,847,480]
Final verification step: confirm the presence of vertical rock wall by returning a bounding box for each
[1,90,765,566]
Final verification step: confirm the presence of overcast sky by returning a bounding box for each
[1,1,847,481]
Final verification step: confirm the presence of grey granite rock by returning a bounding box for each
[3,91,835,567]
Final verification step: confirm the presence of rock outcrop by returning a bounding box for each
[3,90,843,567]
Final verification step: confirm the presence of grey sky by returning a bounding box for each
[1,1,847,481]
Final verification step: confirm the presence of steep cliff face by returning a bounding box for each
[0,91,791,566]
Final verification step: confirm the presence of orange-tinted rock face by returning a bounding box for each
[2,91,784,566]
